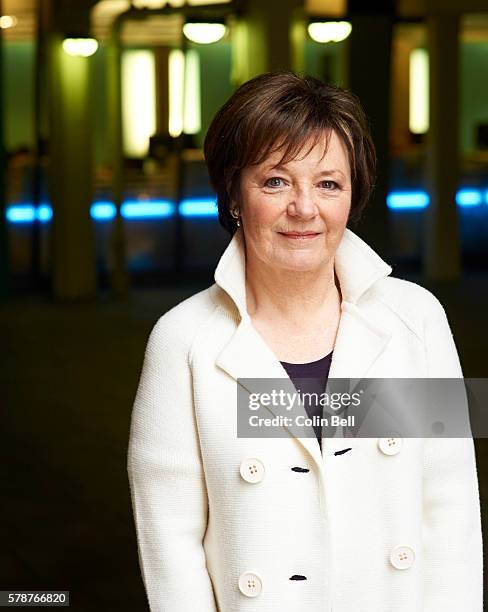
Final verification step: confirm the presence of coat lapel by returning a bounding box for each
[327,229,393,383]
[215,315,324,467]
[327,302,392,382]
[214,226,393,469]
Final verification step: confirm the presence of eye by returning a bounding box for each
[319,180,339,190]
[264,177,286,188]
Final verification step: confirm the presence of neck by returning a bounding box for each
[245,254,341,332]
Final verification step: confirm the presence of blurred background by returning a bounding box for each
[1,0,487,609]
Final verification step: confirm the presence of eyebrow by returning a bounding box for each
[264,164,346,179]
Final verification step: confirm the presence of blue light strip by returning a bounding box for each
[386,191,429,210]
[38,205,53,222]
[6,204,53,223]
[455,189,482,207]
[179,198,218,217]
[5,191,488,224]
[91,201,116,220]
[122,200,175,219]
[6,205,35,223]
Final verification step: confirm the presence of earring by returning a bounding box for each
[231,207,241,227]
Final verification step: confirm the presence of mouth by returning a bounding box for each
[278,231,321,240]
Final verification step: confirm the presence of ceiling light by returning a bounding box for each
[308,21,352,43]
[0,15,18,29]
[62,38,99,57]
[183,22,227,44]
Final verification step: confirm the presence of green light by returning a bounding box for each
[184,50,201,135]
[168,49,202,137]
[409,49,429,134]
[122,50,157,157]
[169,50,185,138]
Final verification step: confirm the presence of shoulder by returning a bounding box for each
[364,276,448,339]
[371,275,445,312]
[146,285,221,357]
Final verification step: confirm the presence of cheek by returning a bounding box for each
[321,200,350,227]
[245,195,279,225]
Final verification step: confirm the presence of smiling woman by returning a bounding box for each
[237,132,351,363]
[203,72,376,235]
[127,71,483,612]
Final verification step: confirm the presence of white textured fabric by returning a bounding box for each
[127,227,483,612]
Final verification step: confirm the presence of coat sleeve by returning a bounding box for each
[127,316,218,612]
[422,296,483,611]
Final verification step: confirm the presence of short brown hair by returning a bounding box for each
[203,71,377,236]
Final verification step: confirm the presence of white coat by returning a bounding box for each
[127,226,483,612]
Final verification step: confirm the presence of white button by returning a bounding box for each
[239,458,265,483]
[378,436,402,455]
[238,571,263,597]
[390,545,415,569]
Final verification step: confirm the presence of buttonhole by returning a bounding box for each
[289,575,307,580]
[334,447,352,456]
[291,467,310,473]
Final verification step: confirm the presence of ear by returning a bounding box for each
[229,193,243,217]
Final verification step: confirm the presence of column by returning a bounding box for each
[231,0,305,85]
[346,3,395,259]
[423,12,461,280]
[46,0,97,299]
[0,0,8,300]
[47,35,97,299]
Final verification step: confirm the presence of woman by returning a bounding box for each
[127,72,482,611]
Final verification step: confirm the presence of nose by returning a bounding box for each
[287,186,317,221]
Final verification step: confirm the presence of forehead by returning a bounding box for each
[260,130,350,173]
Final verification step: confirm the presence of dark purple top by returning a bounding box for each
[280,352,333,451]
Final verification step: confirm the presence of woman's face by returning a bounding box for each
[238,130,352,274]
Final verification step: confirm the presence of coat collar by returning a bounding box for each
[214,227,392,314]
[213,227,393,466]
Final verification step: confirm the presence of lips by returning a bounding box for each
[278,231,320,239]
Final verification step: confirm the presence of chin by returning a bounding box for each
[276,253,325,272]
